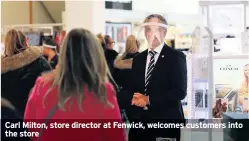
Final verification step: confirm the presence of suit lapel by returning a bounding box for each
[149,45,168,85]
[153,45,167,73]
[137,50,148,91]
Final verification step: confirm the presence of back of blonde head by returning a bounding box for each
[44,28,112,111]
[4,29,27,56]
[124,35,138,55]
[96,33,105,44]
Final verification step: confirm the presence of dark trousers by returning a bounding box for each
[129,127,181,141]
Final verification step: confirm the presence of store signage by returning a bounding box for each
[105,0,132,10]
[214,59,249,118]
[219,65,239,71]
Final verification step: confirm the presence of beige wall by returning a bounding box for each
[1,1,53,32]
[1,1,30,29]
[32,2,53,24]
[65,1,105,34]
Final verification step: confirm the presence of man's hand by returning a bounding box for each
[131,93,148,107]
[132,98,147,107]
[134,93,149,102]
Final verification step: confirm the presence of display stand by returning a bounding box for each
[190,26,214,141]
[241,30,249,54]
[189,26,249,141]
[200,1,248,34]
[190,26,213,119]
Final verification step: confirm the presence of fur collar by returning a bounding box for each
[1,47,42,73]
[114,55,133,69]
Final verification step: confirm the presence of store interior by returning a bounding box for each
[1,1,249,141]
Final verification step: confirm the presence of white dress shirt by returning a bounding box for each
[145,43,164,78]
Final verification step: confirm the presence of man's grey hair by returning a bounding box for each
[144,14,168,25]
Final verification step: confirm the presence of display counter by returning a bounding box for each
[186,53,249,120]
[223,112,249,141]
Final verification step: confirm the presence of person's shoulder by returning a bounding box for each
[103,82,118,105]
[133,50,147,60]
[27,76,53,104]
[110,50,118,56]
[106,49,118,54]
[104,82,115,93]
[35,55,49,63]
[33,76,53,92]
[34,55,52,71]
[105,49,118,59]
[1,47,42,74]
[55,54,59,60]
[1,107,21,119]
[164,45,186,59]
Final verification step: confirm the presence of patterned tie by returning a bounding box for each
[144,50,157,110]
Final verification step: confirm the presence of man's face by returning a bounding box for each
[144,18,167,49]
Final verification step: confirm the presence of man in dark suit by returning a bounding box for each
[128,14,187,141]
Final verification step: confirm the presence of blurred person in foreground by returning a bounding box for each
[42,37,59,69]
[128,14,187,141]
[24,28,126,141]
[1,29,51,117]
[1,97,30,141]
[114,35,139,110]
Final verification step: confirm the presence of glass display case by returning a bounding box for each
[188,26,248,141]
[189,26,213,120]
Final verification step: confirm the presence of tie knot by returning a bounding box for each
[149,51,157,57]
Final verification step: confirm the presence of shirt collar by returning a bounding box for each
[148,43,164,54]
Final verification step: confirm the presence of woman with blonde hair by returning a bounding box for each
[96,33,106,49]
[114,35,139,70]
[24,28,126,141]
[96,33,118,76]
[113,35,139,117]
[1,29,51,116]
[238,64,249,112]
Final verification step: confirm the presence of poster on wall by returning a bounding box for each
[116,26,128,42]
[213,58,249,118]
[105,25,115,41]
[105,22,132,54]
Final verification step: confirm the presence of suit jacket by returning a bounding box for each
[127,44,187,121]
